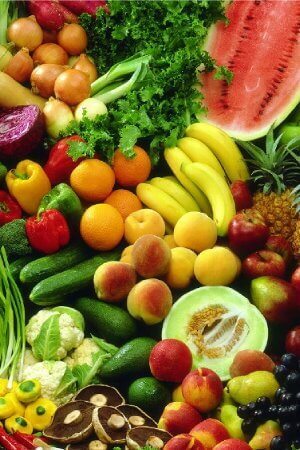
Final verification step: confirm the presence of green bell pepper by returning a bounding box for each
[38,183,83,225]
[0,162,7,184]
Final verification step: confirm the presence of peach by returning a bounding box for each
[164,247,197,289]
[174,212,217,253]
[120,245,134,265]
[164,234,177,250]
[124,208,165,244]
[190,419,230,450]
[194,246,239,286]
[172,385,185,403]
[164,434,205,450]
[158,402,203,435]
[182,368,223,413]
[213,439,251,450]
[150,339,192,383]
[229,350,275,378]
[94,261,137,302]
[132,234,171,278]
[127,279,173,325]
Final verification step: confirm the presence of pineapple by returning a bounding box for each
[238,130,300,258]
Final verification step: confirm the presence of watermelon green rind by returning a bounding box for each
[199,0,300,141]
[162,286,268,381]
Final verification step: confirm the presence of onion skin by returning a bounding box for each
[7,16,43,52]
[5,48,34,83]
[31,64,66,98]
[74,54,98,83]
[43,97,74,138]
[33,43,68,66]
[57,24,88,56]
[75,98,107,121]
[54,69,91,106]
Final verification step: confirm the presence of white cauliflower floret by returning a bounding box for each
[65,338,100,368]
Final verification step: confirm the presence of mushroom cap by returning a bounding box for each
[126,426,172,450]
[66,436,108,450]
[92,406,130,444]
[74,385,125,407]
[43,401,94,444]
[117,404,157,428]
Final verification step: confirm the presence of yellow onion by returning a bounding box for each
[75,98,107,121]
[0,45,13,71]
[57,23,87,56]
[74,54,98,83]
[31,64,66,98]
[42,29,57,44]
[43,98,74,138]
[5,48,34,83]
[33,43,68,66]
[54,69,90,106]
[7,16,43,52]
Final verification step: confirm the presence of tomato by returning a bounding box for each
[285,326,300,357]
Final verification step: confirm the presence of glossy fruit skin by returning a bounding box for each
[285,327,300,357]
[228,209,269,255]
[242,250,286,279]
[291,267,300,292]
[265,235,293,266]
[230,180,253,211]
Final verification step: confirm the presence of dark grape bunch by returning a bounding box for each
[237,353,300,450]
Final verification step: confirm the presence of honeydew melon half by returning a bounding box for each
[162,286,268,381]
[199,0,300,141]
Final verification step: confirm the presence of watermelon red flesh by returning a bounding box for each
[200,0,300,141]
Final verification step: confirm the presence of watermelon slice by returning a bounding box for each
[200,0,300,140]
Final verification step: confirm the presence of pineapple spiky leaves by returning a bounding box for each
[237,130,300,258]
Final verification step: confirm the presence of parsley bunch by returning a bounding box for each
[64,0,227,163]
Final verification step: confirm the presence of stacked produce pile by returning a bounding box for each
[0,0,299,450]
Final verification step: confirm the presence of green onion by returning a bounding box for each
[0,246,26,388]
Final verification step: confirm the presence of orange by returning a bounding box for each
[112,146,151,187]
[70,159,115,202]
[80,204,124,251]
[104,189,142,220]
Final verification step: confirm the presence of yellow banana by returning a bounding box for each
[181,162,236,236]
[177,137,226,177]
[136,182,187,227]
[185,122,250,182]
[150,177,200,212]
[164,147,212,216]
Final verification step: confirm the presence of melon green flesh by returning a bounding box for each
[199,0,300,141]
[162,286,268,381]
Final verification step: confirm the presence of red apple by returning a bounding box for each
[251,276,300,324]
[242,250,286,279]
[230,180,253,211]
[291,266,300,292]
[265,235,293,266]
[228,209,269,255]
[285,326,300,357]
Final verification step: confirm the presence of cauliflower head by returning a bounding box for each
[64,338,100,368]
[26,309,84,361]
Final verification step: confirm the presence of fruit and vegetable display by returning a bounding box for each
[0,0,299,449]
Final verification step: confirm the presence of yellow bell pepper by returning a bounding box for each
[6,160,51,214]
[0,380,9,397]
[15,380,41,404]
[0,397,15,419]
[4,392,25,416]
[5,415,33,434]
[25,397,57,431]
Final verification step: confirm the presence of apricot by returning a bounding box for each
[164,234,177,249]
[190,419,230,450]
[124,208,165,244]
[164,247,197,290]
[174,212,217,253]
[194,246,239,286]
[150,339,192,383]
[229,350,275,378]
[182,368,223,413]
[213,439,251,450]
[132,234,171,278]
[158,402,202,435]
[127,279,173,325]
[164,434,205,450]
[120,245,134,265]
[94,261,137,302]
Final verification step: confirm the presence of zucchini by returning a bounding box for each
[20,242,92,284]
[9,255,36,281]
[29,251,120,305]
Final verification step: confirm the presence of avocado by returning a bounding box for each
[162,286,268,381]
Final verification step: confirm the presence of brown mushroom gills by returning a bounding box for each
[126,426,172,450]
[74,385,125,407]
[92,406,130,444]
[117,404,157,428]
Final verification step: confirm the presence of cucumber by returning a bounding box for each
[9,255,36,280]
[20,242,92,284]
[74,297,138,345]
[29,251,120,305]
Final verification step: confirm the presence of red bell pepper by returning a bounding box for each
[0,191,22,226]
[12,432,48,449]
[0,427,28,450]
[43,135,85,185]
[25,209,70,254]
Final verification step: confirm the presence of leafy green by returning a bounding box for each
[72,351,110,389]
[91,335,118,356]
[64,0,226,163]
[32,314,61,361]
[55,366,78,399]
